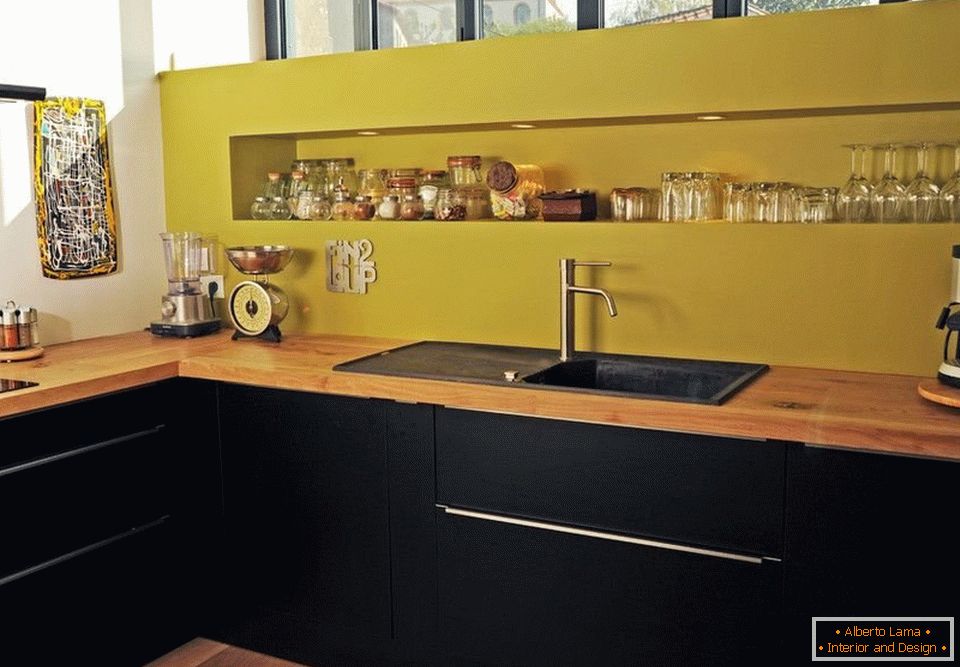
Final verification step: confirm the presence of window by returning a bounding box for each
[282,0,362,57]
[605,0,712,27]
[269,0,909,58]
[481,0,577,38]
[377,0,458,49]
[745,0,880,16]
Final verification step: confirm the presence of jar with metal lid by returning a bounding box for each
[359,169,387,206]
[353,196,377,221]
[322,158,358,201]
[331,187,355,221]
[400,194,425,221]
[288,170,308,219]
[2,302,21,350]
[387,176,418,202]
[419,170,448,219]
[16,308,32,347]
[378,195,401,220]
[486,161,545,220]
[434,188,467,221]
[446,156,491,219]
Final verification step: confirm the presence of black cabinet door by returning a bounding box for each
[438,508,781,667]
[217,384,392,642]
[437,408,785,556]
[784,445,960,658]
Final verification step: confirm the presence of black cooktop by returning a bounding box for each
[0,378,38,394]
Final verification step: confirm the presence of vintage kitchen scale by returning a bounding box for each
[224,245,293,342]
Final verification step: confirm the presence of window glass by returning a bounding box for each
[745,0,879,16]
[285,0,360,57]
[377,0,458,49]
[605,0,713,27]
[482,0,577,38]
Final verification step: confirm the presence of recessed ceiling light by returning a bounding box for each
[357,130,379,136]
[696,115,725,121]
[510,123,536,129]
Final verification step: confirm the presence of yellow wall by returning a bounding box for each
[159,0,960,376]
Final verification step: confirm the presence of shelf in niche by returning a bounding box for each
[230,218,960,226]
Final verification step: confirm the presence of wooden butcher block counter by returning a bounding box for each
[1,330,957,460]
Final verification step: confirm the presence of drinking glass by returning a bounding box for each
[660,172,683,221]
[689,172,722,221]
[774,182,798,222]
[796,187,838,224]
[748,182,779,223]
[904,142,940,223]
[870,144,906,223]
[724,183,750,222]
[837,144,872,223]
[940,142,960,223]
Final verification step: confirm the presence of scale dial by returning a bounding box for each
[228,281,274,336]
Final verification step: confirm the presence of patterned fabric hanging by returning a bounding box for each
[33,98,118,279]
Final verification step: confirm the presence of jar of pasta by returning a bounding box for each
[486,161,545,220]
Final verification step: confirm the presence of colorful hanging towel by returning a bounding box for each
[33,98,118,279]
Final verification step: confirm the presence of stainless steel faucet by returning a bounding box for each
[560,258,618,362]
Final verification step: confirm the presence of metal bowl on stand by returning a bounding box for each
[225,245,294,275]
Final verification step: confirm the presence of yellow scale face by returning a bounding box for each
[229,281,272,336]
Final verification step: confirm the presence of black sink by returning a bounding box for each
[522,356,768,405]
[333,341,767,405]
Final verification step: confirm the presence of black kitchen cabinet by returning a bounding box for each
[435,407,786,666]
[784,444,960,660]
[0,379,219,666]
[214,384,403,664]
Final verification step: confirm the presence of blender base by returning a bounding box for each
[150,319,222,338]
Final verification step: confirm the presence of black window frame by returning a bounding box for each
[266,0,909,60]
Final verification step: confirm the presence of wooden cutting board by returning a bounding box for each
[918,378,960,408]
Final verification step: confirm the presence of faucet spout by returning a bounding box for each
[567,286,618,317]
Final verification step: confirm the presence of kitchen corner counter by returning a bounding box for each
[2,330,958,461]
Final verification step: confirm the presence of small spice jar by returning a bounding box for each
[400,194,425,221]
[378,195,401,220]
[2,301,21,350]
[387,176,418,202]
[447,155,491,220]
[308,192,332,220]
[16,307,32,346]
[434,189,467,221]
[353,195,377,221]
[331,188,355,221]
[419,170,448,219]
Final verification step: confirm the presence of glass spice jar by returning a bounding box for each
[359,168,387,206]
[331,188,355,221]
[400,194,425,221]
[309,192,331,220]
[447,155,491,219]
[419,170,448,219]
[378,195,401,220]
[387,176,418,202]
[434,188,467,221]
[353,196,377,221]
[486,161,545,220]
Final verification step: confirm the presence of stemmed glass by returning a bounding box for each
[941,142,960,223]
[904,142,940,223]
[870,144,906,223]
[837,144,872,223]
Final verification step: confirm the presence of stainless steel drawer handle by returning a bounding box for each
[0,425,165,479]
[438,505,764,565]
[0,514,170,589]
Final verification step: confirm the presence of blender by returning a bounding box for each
[150,232,221,338]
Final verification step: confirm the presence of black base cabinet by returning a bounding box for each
[438,508,781,667]
[211,385,440,666]
[784,444,960,662]
[0,379,220,667]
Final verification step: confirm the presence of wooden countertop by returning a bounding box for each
[2,330,958,461]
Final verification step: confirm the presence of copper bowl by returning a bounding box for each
[225,245,294,275]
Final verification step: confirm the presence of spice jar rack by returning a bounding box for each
[1,300,42,362]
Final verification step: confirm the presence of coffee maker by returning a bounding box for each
[150,232,221,338]
[935,245,960,387]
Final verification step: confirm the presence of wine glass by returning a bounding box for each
[941,142,960,223]
[904,142,940,223]
[837,144,872,223]
[870,144,906,223]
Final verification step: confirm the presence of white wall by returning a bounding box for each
[0,0,263,346]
